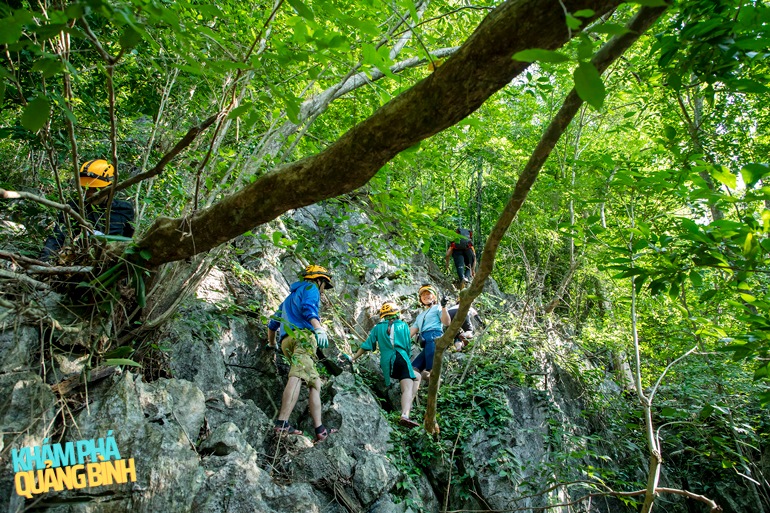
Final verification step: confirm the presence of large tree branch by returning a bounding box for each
[422,4,670,431]
[136,0,627,266]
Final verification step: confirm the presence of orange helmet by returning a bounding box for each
[302,264,333,288]
[79,159,114,188]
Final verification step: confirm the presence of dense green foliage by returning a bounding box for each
[2,0,770,511]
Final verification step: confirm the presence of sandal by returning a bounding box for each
[314,424,338,443]
[398,416,420,429]
[274,420,302,435]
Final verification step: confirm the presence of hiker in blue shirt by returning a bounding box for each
[352,301,421,428]
[267,265,336,443]
[410,284,450,382]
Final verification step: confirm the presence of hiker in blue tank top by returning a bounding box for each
[352,301,421,428]
[410,284,450,382]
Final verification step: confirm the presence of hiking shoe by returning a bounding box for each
[398,417,420,429]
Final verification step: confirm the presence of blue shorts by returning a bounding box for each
[412,329,442,372]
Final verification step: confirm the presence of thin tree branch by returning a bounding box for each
[25,265,94,275]
[0,251,51,268]
[0,189,93,232]
[0,269,51,290]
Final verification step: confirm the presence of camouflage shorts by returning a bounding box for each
[281,331,320,386]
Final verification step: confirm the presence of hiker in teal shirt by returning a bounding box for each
[352,301,421,428]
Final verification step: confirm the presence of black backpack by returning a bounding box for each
[455,228,472,250]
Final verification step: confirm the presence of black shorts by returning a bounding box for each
[390,353,414,381]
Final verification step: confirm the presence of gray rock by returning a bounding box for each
[200,422,247,456]
[193,443,332,513]
[352,451,399,506]
[69,373,207,513]
[204,392,271,451]
[0,324,38,373]
[0,372,58,513]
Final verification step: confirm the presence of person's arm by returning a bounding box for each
[266,306,283,348]
[444,246,453,270]
[470,247,477,276]
[440,304,451,326]
[353,327,377,361]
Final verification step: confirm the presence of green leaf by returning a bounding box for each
[577,36,593,61]
[119,26,143,50]
[590,23,632,36]
[627,0,668,6]
[272,231,282,244]
[228,103,253,119]
[0,19,23,45]
[139,249,152,260]
[513,49,570,64]
[740,163,770,188]
[103,346,135,359]
[31,58,64,78]
[286,0,315,21]
[573,62,605,109]
[663,125,676,140]
[21,96,51,132]
[94,234,133,242]
[566,15,582,30]
[104,358,142,368]
[574,9,595,18]
[743,232,754,256]
[711,166,736,189]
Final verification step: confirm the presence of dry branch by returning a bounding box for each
[0,188,93,231]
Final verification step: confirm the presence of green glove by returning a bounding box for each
[315,327,329,348]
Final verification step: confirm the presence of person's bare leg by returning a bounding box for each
[400,378,415,418]
[411,368,422,402]
[308,378,323,428]
[277,376,303,421]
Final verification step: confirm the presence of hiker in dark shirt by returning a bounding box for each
[41,159,134,261]
[447,301,478,352]
[445,228,476,288]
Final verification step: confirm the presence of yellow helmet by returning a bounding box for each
[418,284,438,300]
[79,159,114,188]
[379,301,400,318]
[302,264,333,288]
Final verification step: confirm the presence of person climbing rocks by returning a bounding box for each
[447,300,478,352]
[267,264,337,443]
[411,284,450,384]
[41,159,135,261]
[445,227,476,289]
[351,301,422,429]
